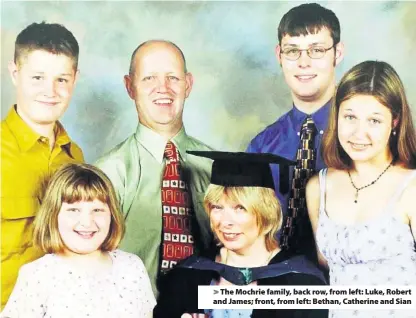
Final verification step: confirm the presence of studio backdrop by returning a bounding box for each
[2,1,415,162]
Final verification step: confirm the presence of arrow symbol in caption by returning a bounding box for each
[214,290,219,295]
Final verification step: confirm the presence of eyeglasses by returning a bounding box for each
[281,44,336,61]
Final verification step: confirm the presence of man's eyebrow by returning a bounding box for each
[29,71,73,76]
[282,41,327,47]
[309,41,327,45]
[29,70,45,74]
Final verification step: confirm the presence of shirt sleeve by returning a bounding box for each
[0,265,46,318]
[246,132,264,153]
[246,138,258,153]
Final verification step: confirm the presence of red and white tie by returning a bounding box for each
[160,141,194,273]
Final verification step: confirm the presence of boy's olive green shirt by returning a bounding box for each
[1,106,84,309]
[95,123,213,296]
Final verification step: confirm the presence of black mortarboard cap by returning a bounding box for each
[187,151,296,192]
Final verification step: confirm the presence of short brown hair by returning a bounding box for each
[33,163,125,253]
[323,60,416,169]
[15,22,79,69]
[204,185,282,251]
[278,3,340,46]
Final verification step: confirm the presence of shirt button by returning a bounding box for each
[319,130,324,135]
[39,137,48,143]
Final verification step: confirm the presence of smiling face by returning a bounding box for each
[9,50,77,127]
[276,28,343,108]
[57,199,111,256]
[338,95,395,164]
[209,195,267,256]
[124,41,193,135]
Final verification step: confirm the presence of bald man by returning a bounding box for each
[95,40,213,296]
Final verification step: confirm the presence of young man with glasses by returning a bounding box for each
[247,3,344,263]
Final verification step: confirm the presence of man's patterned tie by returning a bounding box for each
[280,116,317,255]
[160,141,194,274]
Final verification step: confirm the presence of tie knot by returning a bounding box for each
[164,141,179,161]
[301,116,316,138]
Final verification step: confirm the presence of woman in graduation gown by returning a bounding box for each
[154,151,328,318]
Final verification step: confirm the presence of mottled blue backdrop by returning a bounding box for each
[2,1,415,162]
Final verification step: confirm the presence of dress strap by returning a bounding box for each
[318,169,328,214]
[387,170,416,208]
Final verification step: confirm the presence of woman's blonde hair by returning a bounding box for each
[33,163,125,253]
[203,184,282,251]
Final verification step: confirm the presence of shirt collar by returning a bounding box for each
[134,123,189,164]
[54,121,72,147]
[291,100,331,133]
[4,105,72,152]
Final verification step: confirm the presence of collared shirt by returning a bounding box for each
[1,106,84,309]
[246,101,330,219]
[95,123,213,296]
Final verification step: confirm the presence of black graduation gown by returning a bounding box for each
[154,249,328,318]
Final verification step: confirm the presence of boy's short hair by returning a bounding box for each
[204,184,282,251]
[15,21,79,69]
[278,3,341,45]
[33,163,125,254]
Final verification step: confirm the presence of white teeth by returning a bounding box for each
[351,143,369,149]
[154,99,173,104]
[223,233,238,239]
[76,231,95,238]
[297,75,315,79]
